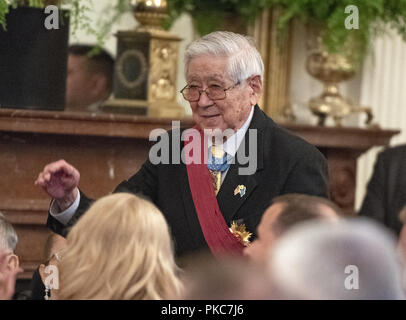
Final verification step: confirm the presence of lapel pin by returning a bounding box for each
[234,185,246,197]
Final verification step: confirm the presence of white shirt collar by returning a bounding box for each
[208,106,254,157]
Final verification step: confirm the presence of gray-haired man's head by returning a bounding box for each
[268,218,405,299]
[0,212,18,252]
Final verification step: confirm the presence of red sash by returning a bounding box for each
[184,126,244,257]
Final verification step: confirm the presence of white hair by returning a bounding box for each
[268,218,405,299]
[0,212,18,252]
[184,31,264,83]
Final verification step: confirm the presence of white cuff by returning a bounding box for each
[49,191,81,226]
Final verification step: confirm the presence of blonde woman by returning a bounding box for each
[56,193,183,300]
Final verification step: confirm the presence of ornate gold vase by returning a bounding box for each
[131,0,168,31]
[306,33,373,126]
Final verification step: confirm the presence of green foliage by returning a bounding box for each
[28,0,45,7]
[266,0,406,65]
[165,0,406,65]
[2,0,406,65]
[0,0,20,30]
[0,0,10,30]
[165,0,271,35]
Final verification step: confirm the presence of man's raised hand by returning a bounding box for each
[35,160,80,211]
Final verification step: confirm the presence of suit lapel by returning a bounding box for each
[217,105,266,223]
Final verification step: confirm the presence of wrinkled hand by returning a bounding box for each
[0,251,23,300]
[35,160,80,211]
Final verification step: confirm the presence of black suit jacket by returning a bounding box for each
[359,144,406,235]
[48,106,329,256]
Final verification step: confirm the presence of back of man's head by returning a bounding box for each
[244,194,340,264]
[181,253,273,300]
[269,218,405,299]
[68,44,114,93]
[271,193,342,237]
[0,212,18,252]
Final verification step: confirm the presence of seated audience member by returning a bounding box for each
[0,213,22,300]
[65,44,114,112]
[30,232,67,300]
[268,219,405,299]
[181,253,273,300]
[244,194,341,265]
[55,193,183,300]
[359,144,406,235]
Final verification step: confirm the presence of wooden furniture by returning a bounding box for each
[0,108,399,278]
[282,124,400,214]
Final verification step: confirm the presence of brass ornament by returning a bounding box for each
[103,0,184,118]
[229,221,252,246]
[306,32,373,127]
[149,41,178,102]
[131,0,168,32]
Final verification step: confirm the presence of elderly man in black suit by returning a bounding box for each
[35,31,328,258]
[359,144,406,236]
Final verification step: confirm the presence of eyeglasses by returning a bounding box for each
[180,82,240,102]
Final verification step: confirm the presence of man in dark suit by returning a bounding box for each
[35,31,328,258]
[359,144,406,236]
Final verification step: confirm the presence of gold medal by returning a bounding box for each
[229,221,252,246]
